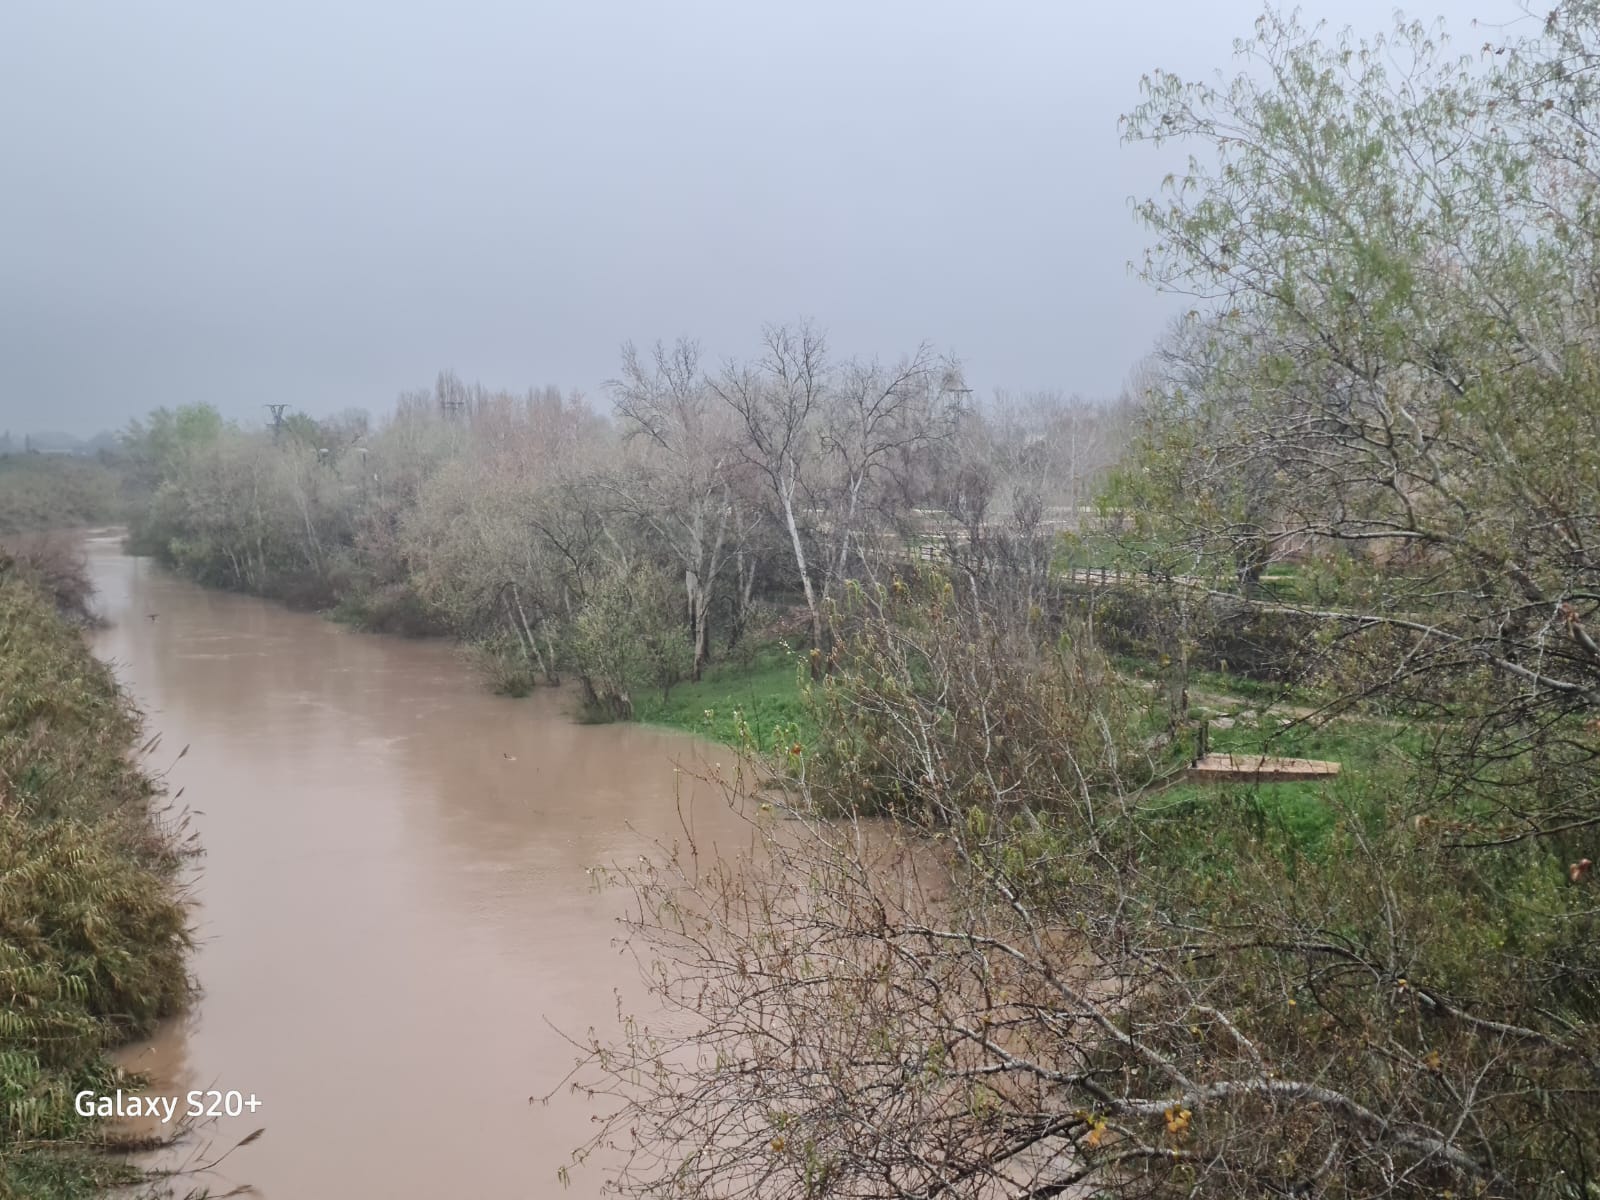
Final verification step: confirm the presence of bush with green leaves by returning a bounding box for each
[799,571,1155,817]
[570,564,694,720]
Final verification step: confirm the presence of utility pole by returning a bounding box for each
[265,404,289,442]
[438,396,465,420]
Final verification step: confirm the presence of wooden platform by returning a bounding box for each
[1187,753,1342,783]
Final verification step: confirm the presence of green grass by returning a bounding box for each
[1184,664,1321,707]
[1202,709,1421,763]
[1053,528,1170,573]
[1126,659,1427,858]
[1142,697,1405,862]
[1139,777,1346,858]
[634,643,814,753]
[637,633,1423,867]
[636,637,1418,860]
[1115,655,1326,709]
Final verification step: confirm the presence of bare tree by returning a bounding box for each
[712,322,831,666]
[610,338,744,680]
[816,346,963,587]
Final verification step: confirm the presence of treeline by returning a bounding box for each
[562,7,1600,1199]
[108,4,1600,1192]
[125,326,1130,716]
[0,555,191,1198]
[0,454,127,538]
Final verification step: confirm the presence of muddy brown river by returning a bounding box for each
[85,536,753,1198]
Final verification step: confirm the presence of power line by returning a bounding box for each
[265,404,289,442]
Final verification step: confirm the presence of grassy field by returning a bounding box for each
[633,643,815,753]
[0,568,192,1198]
[633,636,1410,868]
[1147,661,1420,860]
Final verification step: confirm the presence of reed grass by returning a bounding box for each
[0,566,194,1198]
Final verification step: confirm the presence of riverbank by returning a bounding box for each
[630,643,812,753]
[121,532,1379,864]
[0,455,126,538]
[630,636,1393,858]
[0,565,192,1199]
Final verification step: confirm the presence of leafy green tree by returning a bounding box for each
[569,563,694,719]
[1122,6,1600,839]
[121,403,224,491]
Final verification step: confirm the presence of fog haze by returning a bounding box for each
[1,0,1514,435]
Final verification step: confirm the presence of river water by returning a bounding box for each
[85,536,753,1198]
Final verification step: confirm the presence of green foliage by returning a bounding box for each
[564,12,1600,1197]
[1119,3,1600,839]
[120,404,224,495]
[783,570,1599,1193]
[570,564,694,720]
[466,633,539,698]
[803,573,1155,818]
[132,434,352,605]
[0,571,192,1196]
[327,581,443,637]
[632,643,812,752]
[1102,8,1600,1189]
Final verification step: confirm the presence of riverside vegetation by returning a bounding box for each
[89,3,1600,1196]
[0,545,192,1200]
[555,7,1597,1196]
[0,455,127,540]
[120,340,1129,723]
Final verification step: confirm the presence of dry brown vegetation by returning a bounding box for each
[555,574,1597,1199]
[0,563,193,1198]
[0,533,98,626]
[125,349,1128,716]
[0,455,123,539]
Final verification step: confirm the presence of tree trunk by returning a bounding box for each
[831,474,864,597]
[686,568,707,681]
[778,473,823,674]
[507,582,552,684]
[731,541,759,649]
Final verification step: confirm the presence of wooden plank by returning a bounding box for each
[1187,753,1341,783]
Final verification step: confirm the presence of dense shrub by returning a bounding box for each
[0,535,97,626]
[0,457,122,538]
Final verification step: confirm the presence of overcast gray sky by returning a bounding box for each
[0,0,1516,435]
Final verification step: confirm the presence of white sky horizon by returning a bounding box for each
[1,0,1523,437]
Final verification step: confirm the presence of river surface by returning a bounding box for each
[85,537,754,1198]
